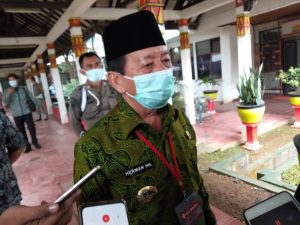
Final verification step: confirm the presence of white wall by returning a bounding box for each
[167,27,231,102]
[220,25,239,103]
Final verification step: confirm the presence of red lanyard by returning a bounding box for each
[135,130,184,191]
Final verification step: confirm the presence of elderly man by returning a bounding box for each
[69,52,118,137]
[74,11,216,225]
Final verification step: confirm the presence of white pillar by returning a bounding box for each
[47,43,68,124]
[69,18,86,85]
[26,79,32,92]
[37,55,53,115]
[179,19,196,125]
[75,60,86,84]
[236,7,253,77]
[40,73,53,115]
[0,82,3,93]
[26,67,33,94]
[220,25,239,103]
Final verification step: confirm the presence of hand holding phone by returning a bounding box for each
[244,191,300,225]
[54,165,101,204]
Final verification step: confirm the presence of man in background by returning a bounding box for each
[3,74,41,153]
[31,76,48,121]
[69,52,118,137]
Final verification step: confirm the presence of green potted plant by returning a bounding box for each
[277,66,300,127]
[236,63,265,124]
[172,80,185,111]
[197,76,220,100]
[277,66,300,94]
[236,64,265,150]
[197,75,221,114]
[63,78,79,99]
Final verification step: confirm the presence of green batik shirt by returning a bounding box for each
[74,98,216,225]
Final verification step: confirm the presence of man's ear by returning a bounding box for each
[107,72,125,94]
[80,69,86,76]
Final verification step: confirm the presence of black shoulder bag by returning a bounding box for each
[23,88,36,112]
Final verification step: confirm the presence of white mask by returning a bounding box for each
[86,68,107,82]
[9,80,18,88]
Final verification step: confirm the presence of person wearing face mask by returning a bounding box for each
[3,74,41,153]
[69,52,118,137]
[74,11,216,225]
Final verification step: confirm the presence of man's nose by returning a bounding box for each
[152,62,168,72]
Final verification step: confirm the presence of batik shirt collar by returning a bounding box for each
[117,97,176,139]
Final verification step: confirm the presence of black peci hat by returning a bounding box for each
[102,10,166,63]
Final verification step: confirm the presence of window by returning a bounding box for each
[170,44,195,80]
[196,38,222,78]
[170,47,182,80]
[259,28,281,72]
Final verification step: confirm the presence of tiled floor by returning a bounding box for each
[11,95,293,225]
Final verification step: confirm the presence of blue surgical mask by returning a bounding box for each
[9,80,18,88]
[86,68,107,82]
[125,68,175,109]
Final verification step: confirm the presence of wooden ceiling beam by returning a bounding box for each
[0,66,23,72]
[0,1,70,10]
[0,37,46,45]
[0,58,30,65]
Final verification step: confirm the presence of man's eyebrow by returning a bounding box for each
[161,51,170,57]
[142,55,154,60]
[141,51,169,60]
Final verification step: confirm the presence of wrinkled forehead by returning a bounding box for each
[125,45,169,61]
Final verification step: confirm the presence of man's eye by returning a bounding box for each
[145,63,153,68]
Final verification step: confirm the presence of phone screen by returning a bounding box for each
[250,201,300,225]
[81,202,129,225]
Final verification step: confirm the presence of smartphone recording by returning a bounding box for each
[54,165,101,204]
[244,191,300,225]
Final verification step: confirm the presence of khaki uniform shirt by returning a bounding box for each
[32,83,44,98]
[69,82,118,135]
[74,98,216,225]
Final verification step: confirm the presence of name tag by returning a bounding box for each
[175,191,203,225]
[124,160,154,178]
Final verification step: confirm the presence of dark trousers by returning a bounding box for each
[14,113,38,146]
[295,183,300,203]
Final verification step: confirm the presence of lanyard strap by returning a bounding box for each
[135,130,184,191]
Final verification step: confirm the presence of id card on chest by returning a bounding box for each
[175,191,204,225]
